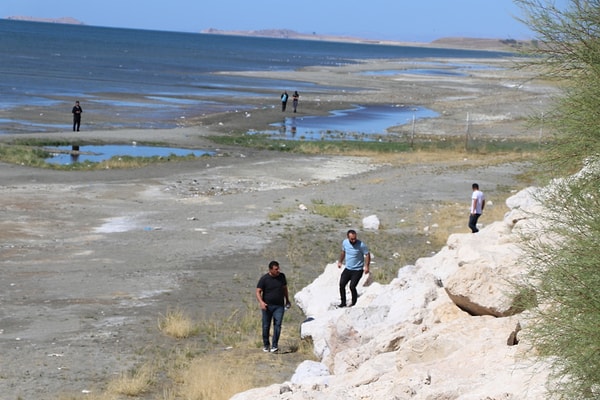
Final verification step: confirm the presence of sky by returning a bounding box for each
[2,0,558,42]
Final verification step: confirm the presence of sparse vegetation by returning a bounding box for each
[106,363,155,397]
[176,356,255,400]
[158,309,199,339]
[310,199,353,220]
[209,133,543,156]
[58,303,316,400]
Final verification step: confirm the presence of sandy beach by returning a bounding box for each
[0,55,553,398]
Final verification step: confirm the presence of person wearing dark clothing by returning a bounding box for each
[292,91,299,113]
[72,101,82,131]
[281,91,289,111]
[256,261,291,352]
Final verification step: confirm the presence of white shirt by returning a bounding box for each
[471,190,485,214]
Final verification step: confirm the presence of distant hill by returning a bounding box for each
[6,16,84,25]
[430,37,531,52]
[201,28,532,52]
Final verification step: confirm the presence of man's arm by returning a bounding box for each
[364,253,371,274]
[337,250,346,268]
[283,285,290,306]
[255,288,266,310]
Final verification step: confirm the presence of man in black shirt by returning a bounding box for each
[256,260,291,353]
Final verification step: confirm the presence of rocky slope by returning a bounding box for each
[232,185,552,399]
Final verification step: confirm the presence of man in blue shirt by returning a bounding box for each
[337,229,370,307]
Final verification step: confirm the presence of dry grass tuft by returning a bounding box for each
[310,199,353,220]
[106,362,155,396]
[158,309,199,339]
[177,356,255,400]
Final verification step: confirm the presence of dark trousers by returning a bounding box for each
[281,101,287,111]
[469,213,481,233]
[339,268,364,306]
[73,115,81,131]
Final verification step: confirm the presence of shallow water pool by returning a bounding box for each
[254,104,438,141]
[45,144,213,165]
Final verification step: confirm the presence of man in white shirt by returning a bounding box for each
[469,183,485,233]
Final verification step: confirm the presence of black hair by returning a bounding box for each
[472,183,479,190]
[268,260,279,269]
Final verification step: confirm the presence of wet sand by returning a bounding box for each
[0,55,553,398]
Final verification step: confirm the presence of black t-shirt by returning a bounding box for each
[72,106,82,118]
[257,272,287,306]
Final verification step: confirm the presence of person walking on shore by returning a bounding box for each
[292,91,299,113]
[280,91,288,112]
[72,100,83,131]
[337,229,370,307]
[469,183,485,233]
[256,260,291,353]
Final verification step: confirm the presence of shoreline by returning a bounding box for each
[1,55,549,143]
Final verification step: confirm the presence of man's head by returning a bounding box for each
[268,260,280,276]
[346,229,357,244]
[472,183,479,191]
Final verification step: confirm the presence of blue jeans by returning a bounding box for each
[262,304,284,348]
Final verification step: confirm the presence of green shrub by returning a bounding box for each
[519,165,600,398]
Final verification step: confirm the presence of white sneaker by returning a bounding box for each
[262,346,269,352]
[270,347,279,353]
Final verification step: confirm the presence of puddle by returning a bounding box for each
[252,104,437,141]
[45,144,214,165]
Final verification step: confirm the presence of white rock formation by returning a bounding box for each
[232,186,552,400]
